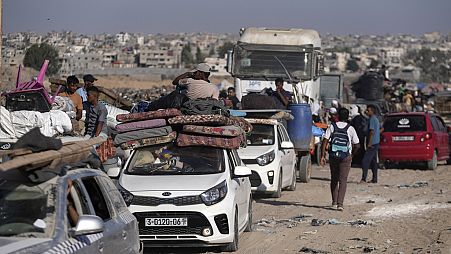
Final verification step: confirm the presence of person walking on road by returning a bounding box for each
[361,104,380,183]
[350,105,368,166]
[320,108,360,211]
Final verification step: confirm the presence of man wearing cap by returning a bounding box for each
[60,75,83,121]
[77,74,97,103]
[172,63,219,100]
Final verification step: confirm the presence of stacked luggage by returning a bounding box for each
[114,108,252,151]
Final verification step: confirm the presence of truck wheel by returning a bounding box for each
[427,151,438,170]
[299,155,311,183]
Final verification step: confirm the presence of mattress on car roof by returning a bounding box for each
[228,116,253,133]
[177,133,246,149]
[182,125,244,137]
[120,132,177,150]
[116,108,182,123]
[168,114,230,126]
[115,119,166,133]
[113,126,173,145]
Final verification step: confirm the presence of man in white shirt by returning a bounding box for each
[320,107,360,211]
[172,63,219,100]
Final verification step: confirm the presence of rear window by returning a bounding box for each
[247,124,275,146]
[383,115,426,132]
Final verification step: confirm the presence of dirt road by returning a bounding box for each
[235,163,451,254]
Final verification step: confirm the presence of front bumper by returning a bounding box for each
[245,162,280,193]
[128,198,235,246]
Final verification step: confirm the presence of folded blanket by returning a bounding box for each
[182,125,243,137]
[228,116,253,133]
[168,114,230,126]
[116,119,166,133]
[120,132,177,150]
[114,126,173,145]
[116,108,182,123]
[177,133,245,149]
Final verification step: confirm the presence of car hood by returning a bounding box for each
[120,173,225,192]
[238,145,274,159]
[0,237,52,254]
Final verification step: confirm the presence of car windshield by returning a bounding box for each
[233,44,312,80]
[247,124,275,146]
[125,143,224,175]
[0,178,56,238]
[383,115,426,132]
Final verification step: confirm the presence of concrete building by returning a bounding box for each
[60,52,102,75]
[139,46,180,68]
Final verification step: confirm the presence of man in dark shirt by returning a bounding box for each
[227,87,240,109]
[273,78,291,109]
[84,86,108,139]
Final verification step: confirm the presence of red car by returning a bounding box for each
[379,112,450,169]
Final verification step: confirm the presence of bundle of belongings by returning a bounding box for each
[113,106,252,151]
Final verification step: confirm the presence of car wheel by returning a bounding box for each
[287,166,297,191]
[222,210,239,252]
[298,154,311,183]
[427,150,438,170]
[244,198,253,232]
[271,170,283,198]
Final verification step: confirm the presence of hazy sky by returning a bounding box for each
[4,0,451,35]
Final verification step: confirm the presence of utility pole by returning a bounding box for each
[0,0,3,69]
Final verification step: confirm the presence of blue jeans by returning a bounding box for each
[361,144,379,182]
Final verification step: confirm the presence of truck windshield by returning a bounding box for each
[125,143,224,175]
[233,44,312,79]
[0,179,56,238]
[246,124,275,146]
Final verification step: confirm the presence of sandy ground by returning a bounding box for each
[147,163,451,254]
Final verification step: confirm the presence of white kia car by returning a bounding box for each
[109,143,252,252]
[237,119,297,197]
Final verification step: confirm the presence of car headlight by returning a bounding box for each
[200,180,227,206]
[256,150,275,166]
[117,184,134,206]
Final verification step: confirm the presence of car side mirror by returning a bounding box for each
[107,167,121,178]
[70,215,104,236]
[233,166,252,178]
[281,141,294,149]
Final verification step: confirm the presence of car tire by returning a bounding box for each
[244,198,253,232]
[299,154,311,183]
[287,166,297,191]
[427,151,438,170]
[222,210,239,252]
[271,170,283,198]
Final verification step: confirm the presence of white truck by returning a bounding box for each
[227,27,323,104]
[227,27,324,182]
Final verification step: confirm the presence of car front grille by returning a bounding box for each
[242,159,257,165]
[132,195,203,206]
[250,171,262,187]
[134,211,211,236]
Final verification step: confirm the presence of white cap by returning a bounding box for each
[331,100,339,108]
[190,63,211,73]
[329,107,337,114]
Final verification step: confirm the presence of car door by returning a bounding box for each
[277,125,292,186]
[97,176,140,254]
[280,125,296,184]
[436,116,450,159]
[227,150,247,229]
[80,176,124,254]
[430,116,446,159]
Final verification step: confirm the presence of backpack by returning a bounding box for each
[329,122,351,159]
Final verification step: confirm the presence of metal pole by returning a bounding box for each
[0,0,3,70]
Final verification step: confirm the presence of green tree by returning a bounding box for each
[23,43,61,75]
[346,59,359,72]
[181,44,193,67]
[195,46,204,63]
[403,48,451,83]
[216,41,234,58]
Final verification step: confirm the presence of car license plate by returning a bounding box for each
[393,136,414,141]
[145,217,188,227]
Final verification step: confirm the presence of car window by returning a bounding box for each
[232,150,242,166]
[0,177,57,238]
[435,116,447,132]
[125,143,224,175]
[68,180,91,219]
[247,124,275,146]
[383,115,426,132]
[280,125,290,142]
[97,176,128,214]
[430,116,441,132]
[81,177,112,221]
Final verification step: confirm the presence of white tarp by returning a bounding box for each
[0,106,72,139]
